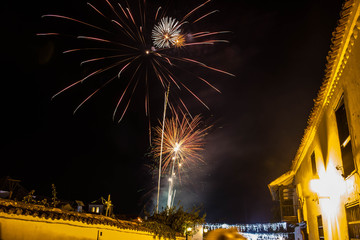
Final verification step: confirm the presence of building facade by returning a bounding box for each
[269,0,360,239]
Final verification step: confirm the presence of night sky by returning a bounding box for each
[2,0,342,223]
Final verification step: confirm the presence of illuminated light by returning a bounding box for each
[187,227,192,232]
[221,224,229,229]
[168,178,172,182]
[41,1,233,128]
[152,114,211,209]
[174,142,180,152]
[238,233,291,240]
[204,222,288,233]
[346,176,355,192]
[310,179,322,195]
[178,163,182,167]
[203,228,208,233]
[152,17,182,48]
[152,114,210,173]
[342,135,351,147]
[174,35,185,48]
[310,163,346,198]
[203,222,294,240]
[310,162,346,216]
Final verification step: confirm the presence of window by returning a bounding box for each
[335,96,354,178]
[311,152,317,175]
[346,202,360,240]
[317,215,325,240]
[279,186,297,222]
[92,206,95,212]
[96,207,100,213]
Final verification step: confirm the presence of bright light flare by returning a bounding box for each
[310,163,346,198]
[310,162,346,216]
[152,17,182,48]
[174,35,185,48]
[152,114,210,173]
[174,142,180,152]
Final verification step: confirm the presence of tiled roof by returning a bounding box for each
[268,171,295,200]
[291,0,359,171]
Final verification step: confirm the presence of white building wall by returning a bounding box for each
[0,212,185,240]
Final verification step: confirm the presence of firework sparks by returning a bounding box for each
[152,114,210,173]
[39,0,233,124]
[152,17,183,49]
[151,113,210,208]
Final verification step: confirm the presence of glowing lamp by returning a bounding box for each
[187,227,192,232]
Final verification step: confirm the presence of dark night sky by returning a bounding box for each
[1,0,342,223]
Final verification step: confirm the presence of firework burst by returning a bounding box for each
[152,114,210,173]
[38,0,234,125]
[152,16,183,49]
[151,113,210,208]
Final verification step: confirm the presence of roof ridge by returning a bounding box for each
[291,0,358,171]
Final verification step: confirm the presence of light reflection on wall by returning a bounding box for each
[309,161,352,239]
[309,162,345,216]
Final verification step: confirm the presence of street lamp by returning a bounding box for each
[186,227,192,240]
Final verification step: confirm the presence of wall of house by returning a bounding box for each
[0,212,186,240]
[293,12,360,240]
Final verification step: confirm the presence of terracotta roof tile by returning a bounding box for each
[291,0,358,171]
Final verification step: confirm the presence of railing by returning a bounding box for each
[281,204,297,223]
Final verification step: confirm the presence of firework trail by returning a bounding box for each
[39,0,234,126]
[151,113,210,208]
